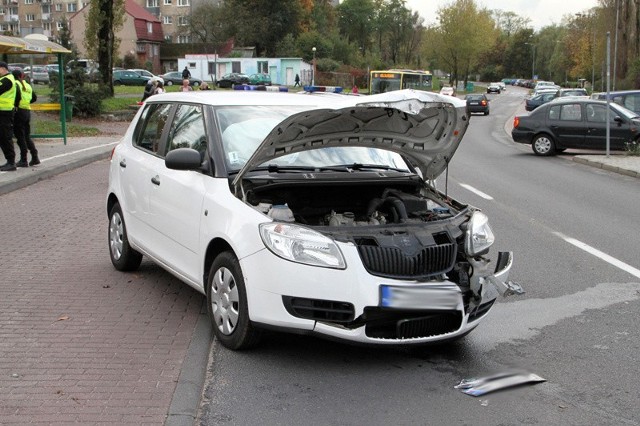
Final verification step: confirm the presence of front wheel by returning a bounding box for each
[532,134,556,156]
[207,252,261,350]
[192,81,200,87]
[166,80,173,86]
[108,202,142,271]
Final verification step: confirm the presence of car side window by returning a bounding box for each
[548,105,560,120]
[166,104,207,156]
[133,103,173,155]
[586,104,606,123]
[623,94,640,113]
[560,104,582,121]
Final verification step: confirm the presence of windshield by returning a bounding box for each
[609,102,639,119]
[216,106,410,172]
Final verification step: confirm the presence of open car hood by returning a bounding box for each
[232,89,469,187]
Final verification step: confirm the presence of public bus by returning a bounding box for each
[369,69,433,94]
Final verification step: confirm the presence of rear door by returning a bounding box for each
[585,103,633,150]
[547,103,587,148]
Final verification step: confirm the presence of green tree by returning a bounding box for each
[337,0,376,55]
[84,0,125,96]
[222,0,302,56]
[183,3,226,44]
[428,0,497,88]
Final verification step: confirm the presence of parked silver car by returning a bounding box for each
[23,66,50,85]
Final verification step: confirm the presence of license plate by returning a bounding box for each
[380,285,460,309]
[469,102,479,105]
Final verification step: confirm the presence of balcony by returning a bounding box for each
[4,14,19,22]
[41,13,50,21]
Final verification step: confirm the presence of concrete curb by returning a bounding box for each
[0,146,114,196]
[166,301,213,426]
[572,156,640,179]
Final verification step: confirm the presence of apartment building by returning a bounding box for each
[135,0,222,43]
[0,0,87,39]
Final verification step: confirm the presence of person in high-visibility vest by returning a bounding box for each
[0,61,18,171]
[11,70,39,167]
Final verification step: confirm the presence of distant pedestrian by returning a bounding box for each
[154,81,165,95]
[180,79,192,92]
[294,74,300,87]
[182,66,191,80]
[352,85,359,94]
[141,78,158,102]
[11,70,39,167]
[0,61,18,171]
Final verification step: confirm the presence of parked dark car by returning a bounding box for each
[465,94,489,115]
[249,73,272,85]
[512,98,640,155]
[112,69,150,86]
[216,73,250,88]
[525,92,557,111]
[591,90,640,114]
[159,71,202,86]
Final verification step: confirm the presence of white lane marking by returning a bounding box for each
[41,141,119,163]
[459,183,494,200]
[554,232,640,279]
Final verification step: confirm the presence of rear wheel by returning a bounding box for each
[532,134,556,156]
[206,252,261,350]
[192,81,200,87]
[166,80,173,86]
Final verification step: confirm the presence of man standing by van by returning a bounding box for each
[0,61,18,172]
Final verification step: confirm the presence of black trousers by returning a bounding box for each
[13,108,37,162]
[0,110,15,165]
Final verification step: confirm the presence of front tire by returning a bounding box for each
[166,80,173,86]
[108,202,143,271]
[532,134,556,156]
[207,252,261,350]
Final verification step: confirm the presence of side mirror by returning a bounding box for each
[614,116,623,125]
[165,147,203,171]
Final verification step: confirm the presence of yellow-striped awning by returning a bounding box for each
[0,34,71,54]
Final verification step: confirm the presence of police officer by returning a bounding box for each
[0,61,18,171]
[12,70,39,167]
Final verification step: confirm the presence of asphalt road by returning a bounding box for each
[197,87,640,425]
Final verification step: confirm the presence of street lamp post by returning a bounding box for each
[312,46,316,86]
[525,42,536,80]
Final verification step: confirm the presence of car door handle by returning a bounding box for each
[151,175,160,186]
[119,160,126,168]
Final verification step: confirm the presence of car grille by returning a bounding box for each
[467,300,495,323]
[283,296,355,323]
[362,308,462,339]
[357,243,456,279]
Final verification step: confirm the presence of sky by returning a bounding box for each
[405,0,600,31]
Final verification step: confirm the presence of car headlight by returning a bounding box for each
[465,211,495,256]
[259,223,346,269]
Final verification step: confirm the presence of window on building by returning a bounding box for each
[41,4,50,13]
[164,35,172,42]
[147,22,153,33]
[0,8,4,15]
[25,0,34,4]
[25,13,35,21]
[43,22,51,30]
[164,0,172,4]
[55,4,62,11]
[257,61,268,73]
[177,0,189,6]
[66,3,76,12]
[147,0,159,6]
[177,34,190,43]
[137,44,146,53]
[178,15,188,26]
[56,21,64,30]
[163,15,172,24]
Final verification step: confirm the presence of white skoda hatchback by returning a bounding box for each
[107,89,521,350]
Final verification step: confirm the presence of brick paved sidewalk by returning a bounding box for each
[0,161,206,424]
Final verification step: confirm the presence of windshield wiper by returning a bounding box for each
[338,163,410,173]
